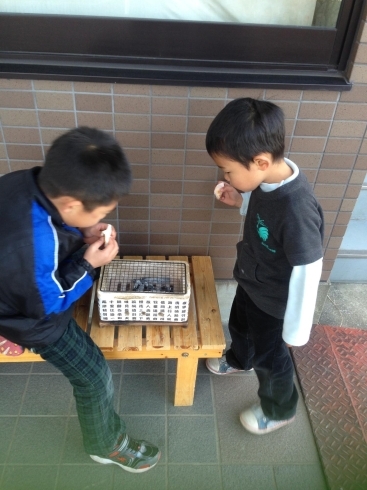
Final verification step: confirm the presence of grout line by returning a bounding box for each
[2,367,32,470]
[31,81,45,161]
[209,373,225,490]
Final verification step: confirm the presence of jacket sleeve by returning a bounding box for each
[28,205,94,318]
[38,256,94,316]
[282,258,323,346]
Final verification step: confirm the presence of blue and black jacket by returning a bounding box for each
[0,167,94,347]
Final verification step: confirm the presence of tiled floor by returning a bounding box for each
[0,358,326,490]
[2,282,366,490]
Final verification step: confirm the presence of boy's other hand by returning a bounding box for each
[83,236,119,269]
[214,182,243,208]
[80,223,117,245]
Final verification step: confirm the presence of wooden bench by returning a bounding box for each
[0,256,226,406]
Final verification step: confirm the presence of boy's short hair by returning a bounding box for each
[38,127,132,210]
[206,98,285,168]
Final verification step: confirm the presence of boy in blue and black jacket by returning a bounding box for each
[0,127,160,472]
[206,98,324,434]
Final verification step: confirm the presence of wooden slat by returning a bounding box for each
[146,255,166,260]
[90,306,115,350]
[0,350,44,363]
[117,325,143,351]
[191,256,226,350]
[146,325,171,350]
[169,255,198,349]
[172,292,198,350]
[122,255,143,260]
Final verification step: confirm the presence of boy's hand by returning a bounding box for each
[214,181,243,208]
[80,223,116,245]
[82,236,119,269]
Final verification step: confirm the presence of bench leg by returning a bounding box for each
[174,356,199,406]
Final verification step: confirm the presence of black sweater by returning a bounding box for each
[234,171,324,319]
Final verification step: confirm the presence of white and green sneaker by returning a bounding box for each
[240,404,295,435]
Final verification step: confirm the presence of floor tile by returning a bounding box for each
[212,375,320,465]
[56,464,113,490]
[167,374,213,414]
[168,464,222,490]
[31,361,61,374]
[119,374,166,415]
[21,375,73,415]
[167,416,218,463]
[1,465,58,490]
[112,463,166,490]
[107,360,123,374]
[0,375,28,415]
[0,418,17,463]
[274,464,327,490]
[60,417,93,465]
[222,464,277,490]
[123,359,166,374]
[7,416,67,465]
[0,363,32,374]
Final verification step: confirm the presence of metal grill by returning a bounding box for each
[97,260,190,323]
[100,260,187,294]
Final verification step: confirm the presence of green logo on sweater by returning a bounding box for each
[257,214,276,253]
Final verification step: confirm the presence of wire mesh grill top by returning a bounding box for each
[100,260,188,295]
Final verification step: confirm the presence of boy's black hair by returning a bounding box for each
[38,127,132,210]
[206,98,285,168]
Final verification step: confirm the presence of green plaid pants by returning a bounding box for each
[34,318,126,456]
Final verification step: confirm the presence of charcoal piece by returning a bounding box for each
[133,279,143,291]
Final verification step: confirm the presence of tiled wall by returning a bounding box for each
[1,15,367,281]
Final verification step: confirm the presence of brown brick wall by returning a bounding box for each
[1,16,367,281]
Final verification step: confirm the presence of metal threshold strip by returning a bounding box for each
[337,251,367,258]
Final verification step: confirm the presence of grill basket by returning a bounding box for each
[97,259,190,323]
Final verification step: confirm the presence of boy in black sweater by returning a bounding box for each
[206,98,324,434]
[0,127,160,472]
